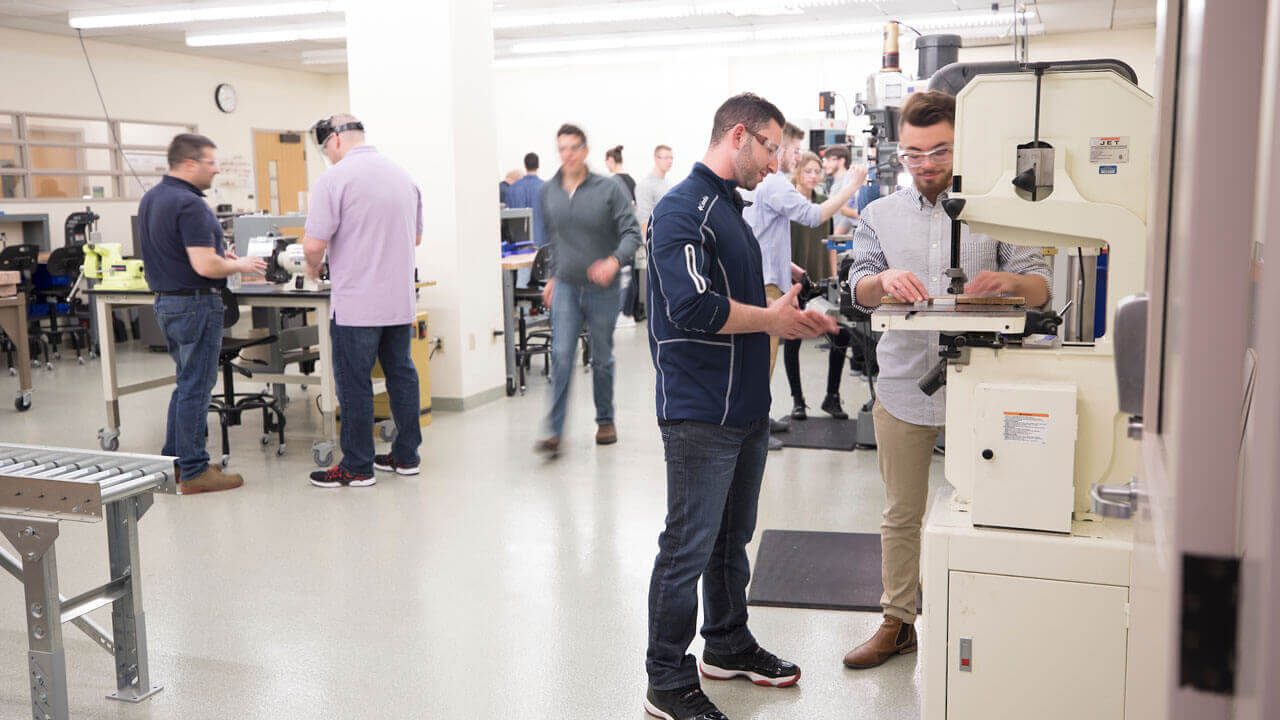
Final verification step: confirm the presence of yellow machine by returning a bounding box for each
[83,243,148,291]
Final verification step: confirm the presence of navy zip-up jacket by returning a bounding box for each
[647,162,770,426]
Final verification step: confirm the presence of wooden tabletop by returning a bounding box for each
[501,254,535,271]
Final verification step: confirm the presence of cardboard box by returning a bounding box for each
[0,271,19,284]
[0,284,16,298]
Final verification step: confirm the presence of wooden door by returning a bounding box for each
[253,131,307,214]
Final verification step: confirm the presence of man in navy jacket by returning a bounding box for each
[642,94,837,720]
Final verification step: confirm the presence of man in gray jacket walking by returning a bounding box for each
[536,123,642,457]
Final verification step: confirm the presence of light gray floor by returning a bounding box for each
[0,323,944,719]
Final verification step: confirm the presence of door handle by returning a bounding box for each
[1090,476,1142,518]
[1113,294,1148,418]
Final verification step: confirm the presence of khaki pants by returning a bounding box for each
[765,284,782,378]
[872,399,941,623]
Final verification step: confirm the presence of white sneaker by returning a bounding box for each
[616,313,636,328]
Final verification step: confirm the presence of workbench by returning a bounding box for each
[88,286,364,467]
[500,252,536,396]
[0,292,33,411]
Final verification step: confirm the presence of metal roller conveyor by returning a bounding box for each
[0,442,173,720]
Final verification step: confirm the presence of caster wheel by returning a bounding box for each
[506,378,516,396]
[53,353,61,361]
[276,445,287,457]
[15,394,31,411]
[300,384,308,391]
[378,423,397,442]
[77,357,85,366]
[89,351,98,360]
[220,455,230,468]
[44,362,53,372]
[313,449,333,466]
[7,368,14,377]
[261,435,271,446]
[100,436,119,452]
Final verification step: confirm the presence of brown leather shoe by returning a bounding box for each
[843,615,917,669]
[534,436,561,458]
[179,465,244,495]
[595,423,617,445]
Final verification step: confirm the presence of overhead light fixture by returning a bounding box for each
[506,9,1036,56]
[302,48,348,64]
[186,24,346,47]
[492,0,868,30]
[69,1,345,30]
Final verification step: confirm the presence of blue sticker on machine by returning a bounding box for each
[1100,165,1118,175]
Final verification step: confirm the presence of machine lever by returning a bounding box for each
[1090,477,1142,518]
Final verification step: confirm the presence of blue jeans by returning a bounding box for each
[646,417,769,690]
[154,293,223,480]
[331,320,422,475]
[545,279,619,438]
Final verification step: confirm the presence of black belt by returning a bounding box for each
[155,288,220,296]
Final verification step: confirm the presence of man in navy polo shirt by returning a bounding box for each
[138,133,264,494]
[643,94,837,720]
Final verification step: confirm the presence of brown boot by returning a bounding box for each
[179,465,245,495]
[595,422,617,445]
[534,436,561,458]
[843,615,917,669]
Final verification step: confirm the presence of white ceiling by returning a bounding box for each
[0,0,1157,74]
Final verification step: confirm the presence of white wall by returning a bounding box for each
[494,28,1156,183]
[0,26,348,252]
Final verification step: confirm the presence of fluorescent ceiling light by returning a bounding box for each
[186,24,346,47]
[507,8,1036,55]
[493,0,868,30]
[69,2,345,30]
[302,48,348,64]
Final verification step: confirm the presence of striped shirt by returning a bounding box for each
[848,185,1052,426]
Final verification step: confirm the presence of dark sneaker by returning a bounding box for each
[644,685,728,720]
[790,398,807,420]
[769,416,790,433]
[373,454,420,476]
[700,645,801,687]
[309,465,375,488]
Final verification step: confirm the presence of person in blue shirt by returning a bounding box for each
[642,93,836,720]
[138,133,264,495]
[505,153,546,287]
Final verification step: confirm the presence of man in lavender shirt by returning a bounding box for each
[302,114,424,488]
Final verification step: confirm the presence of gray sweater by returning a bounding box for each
[539,169,641,284]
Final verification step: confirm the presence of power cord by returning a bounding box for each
[76,29,146,194]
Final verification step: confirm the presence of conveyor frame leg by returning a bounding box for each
[0,517,69,720]
[104,497,162,703]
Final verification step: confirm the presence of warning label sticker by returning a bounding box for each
[1090,136,1130,164]
[1003,412,1049,444]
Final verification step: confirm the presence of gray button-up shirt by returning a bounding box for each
[848,185,1052,427]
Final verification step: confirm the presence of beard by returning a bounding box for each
[733,144,769,191]
[914,167,953,198]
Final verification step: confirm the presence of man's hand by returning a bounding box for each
[304,259,321,280]
[964,270,1019,297]
[229,250,266,275]
[766,283,838,339]
[879,268,929,303]
[541,277,556,307]
[587,256,620,287]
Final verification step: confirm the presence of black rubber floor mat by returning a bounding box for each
[748,530,920,613]
[777,416,858,451]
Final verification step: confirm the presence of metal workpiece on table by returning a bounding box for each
[872,302,1030,334]
[0,444,170,720]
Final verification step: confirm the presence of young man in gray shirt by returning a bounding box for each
[842,91,1050,670]
[536,124,642,456]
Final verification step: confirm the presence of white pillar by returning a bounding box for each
[344,0,506,408]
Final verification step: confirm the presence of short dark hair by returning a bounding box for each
[167,133,216,169]
[709,93,786,145]
[783,122,805,141]
[557,123,587,146]
[523,152,539,171]
[605,145,624,164]
[824,145,851,168]
[899,91,955,130]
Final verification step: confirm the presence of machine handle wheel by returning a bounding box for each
[14,392,32,412]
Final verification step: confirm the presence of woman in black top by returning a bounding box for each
[604,145,636,205]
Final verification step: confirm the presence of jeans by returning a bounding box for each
[646,417,769,690]
[154,293,223,480]
[331,320,422,475]
[545,279,619,438]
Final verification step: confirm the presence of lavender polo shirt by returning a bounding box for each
[305,145,423,326]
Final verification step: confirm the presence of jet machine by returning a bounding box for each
[884,66,1152,720]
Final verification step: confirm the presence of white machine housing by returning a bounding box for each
[914,69,1153,720]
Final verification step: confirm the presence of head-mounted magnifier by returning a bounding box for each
[311,117,364,148]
